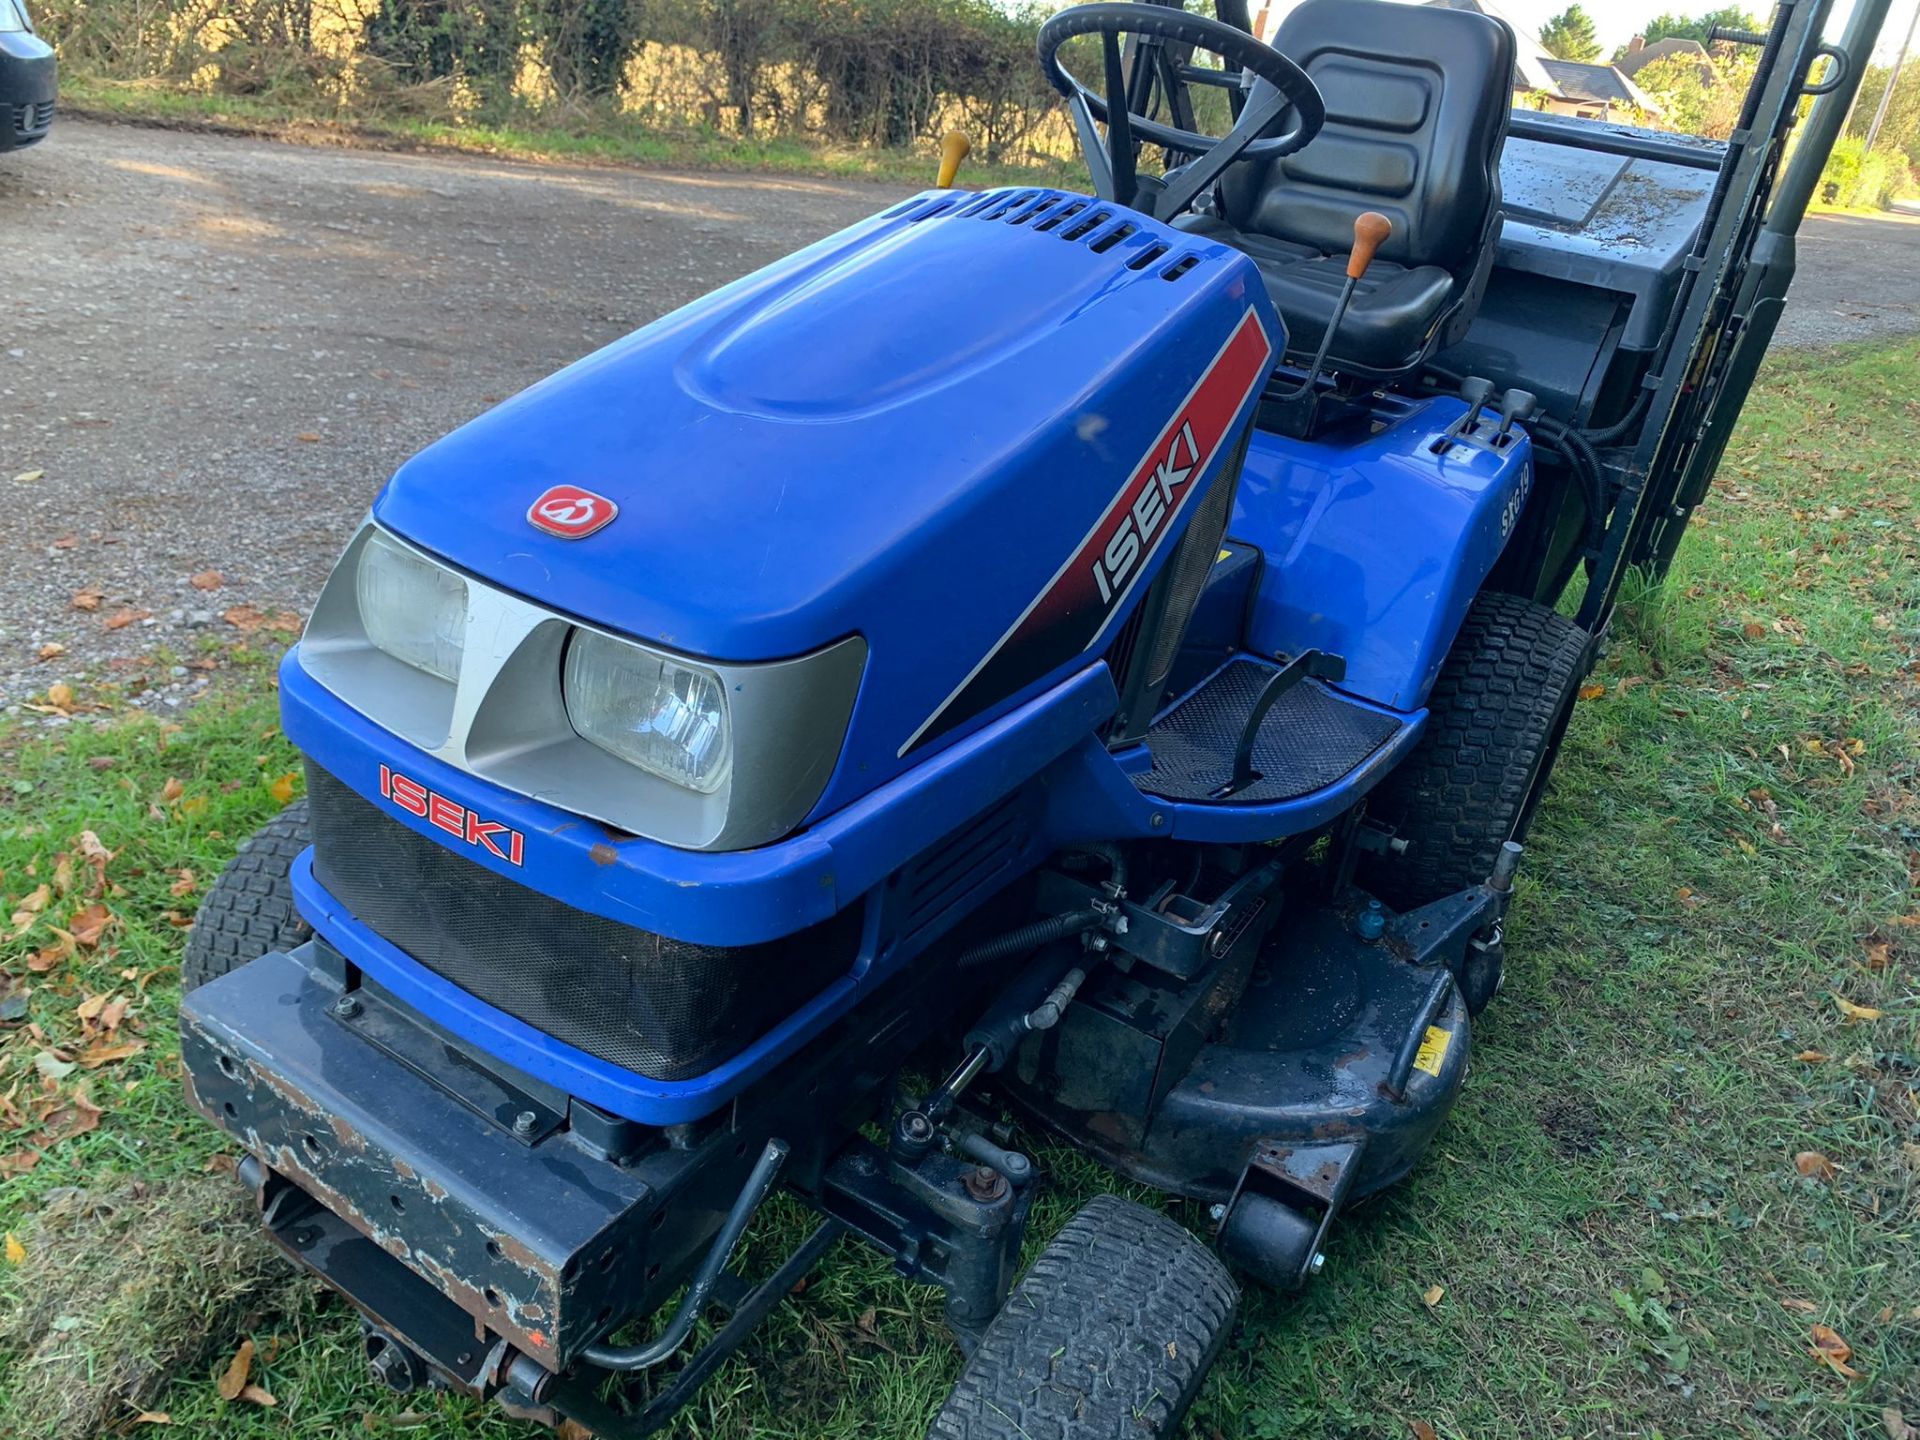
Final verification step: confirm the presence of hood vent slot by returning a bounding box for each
[939,189,1207,278]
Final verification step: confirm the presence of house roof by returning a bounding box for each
[1422,0,1560,93]
[1617,35,1716,82]
[1538,59,1663,112]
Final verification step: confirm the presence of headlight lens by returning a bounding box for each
[563,631,732,793]
[355,531,467,682]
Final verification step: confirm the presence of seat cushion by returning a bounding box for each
[1178,214,1453,374]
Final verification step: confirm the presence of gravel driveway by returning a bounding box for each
[0,120,907,709]
[2,118,1916,708]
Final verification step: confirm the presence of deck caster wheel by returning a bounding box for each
[182,800,312,990]
[1215,1190,1321,1292]
[927,1194,1237,1440]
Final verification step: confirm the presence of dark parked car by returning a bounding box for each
[1,0,54,153]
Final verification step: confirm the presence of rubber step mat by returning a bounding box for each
[1131,659,1402,804]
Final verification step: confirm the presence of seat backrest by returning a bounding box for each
[1219,0,1514,273]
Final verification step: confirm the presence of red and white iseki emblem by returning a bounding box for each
[528,484,619,539]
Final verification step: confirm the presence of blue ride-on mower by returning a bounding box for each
[178,0,1887,1433]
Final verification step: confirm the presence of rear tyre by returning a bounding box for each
[182,801,312,991]
[927,1194,1238,1440]
[1360,591,1588,909]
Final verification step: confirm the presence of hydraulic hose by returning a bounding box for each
[1071,841,1129,894]
[954,910,1102,970]
[581,1137,788,1372]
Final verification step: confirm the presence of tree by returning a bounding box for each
[1539,5,1601,63]
[1634,7,1760,47]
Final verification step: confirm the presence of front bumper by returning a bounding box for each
[0,36,55,152]
[181,945,659,1372]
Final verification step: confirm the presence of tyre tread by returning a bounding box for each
[1361,591,1587,908]
[928,1194,1238,1440]
[181,801,312,990]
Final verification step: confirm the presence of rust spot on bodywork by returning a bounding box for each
[588,842,618,866]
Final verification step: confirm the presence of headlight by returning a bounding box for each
[563,631,731,793]
[355,530,467,682]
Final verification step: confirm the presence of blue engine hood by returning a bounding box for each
[374,187,1278,807]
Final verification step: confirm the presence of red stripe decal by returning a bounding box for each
[903,309,1272,755]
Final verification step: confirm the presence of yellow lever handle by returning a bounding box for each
[937,131,972,189]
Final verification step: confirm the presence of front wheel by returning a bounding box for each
[927,1194,1238,1440]
[181,801,312,991]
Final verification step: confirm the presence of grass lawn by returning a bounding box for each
[1,337,1916,1438]
[58,73,1082,190]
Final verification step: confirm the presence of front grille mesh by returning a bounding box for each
[305,765,860,1082]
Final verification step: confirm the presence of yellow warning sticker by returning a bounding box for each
[1413,1026,1453,1077]
[1216,549,1233,563]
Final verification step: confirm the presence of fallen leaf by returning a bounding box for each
[68,904,112,948]
[1795,1151,1837,1181]
[222,605,265,633]
[295,432,322,443]
[170,869,196,897]
[1410,1423,1439,1440]
[132,1414,171,1427]
[161,777,185,804]
[267,772,298,806]
[1742,621,1767,640]
[217,1338,255,1401]
[34,1050,76,1082]
[104,608,152,631]
[1810,1323,1863,1380]
[1863,940,1892,972]
[1884,1407,1916,1440]
[1422,1284,1445,1308]
[36,642,64,661]
[78,1040,146,1069]
[238,1384,277,1408]
[70,587,105,612]
[1833,994,1884,1023]
[37,1086,102,1144]
[1796,1049,1830,1063]
[4,1232,24,1264]
[1577,683,1606,700]
[45,682,75,712]
[13,469,44,483]
[1781,1297,1818,1314]
[189,570,224,591]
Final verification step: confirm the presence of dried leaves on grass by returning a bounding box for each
[0,1175,302,1440]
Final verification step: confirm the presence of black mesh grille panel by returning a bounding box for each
[1131,661,1402,804]
[304,765,859,1082]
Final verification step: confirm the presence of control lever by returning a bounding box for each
[1278,211,1392,399]
[1458,376,1494,432]
[1430,375,1499,456]
[1495,388,1538,442]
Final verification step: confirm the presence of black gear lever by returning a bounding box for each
[1495,388,1538,442]
[1458,376,1495,432]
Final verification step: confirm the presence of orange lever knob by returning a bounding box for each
[1347,211,1393,280]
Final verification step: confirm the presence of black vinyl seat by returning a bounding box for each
[1178,0,1515,380]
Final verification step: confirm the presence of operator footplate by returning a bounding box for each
[1131,659,1402,803]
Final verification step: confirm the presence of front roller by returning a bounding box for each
[929,1194,1239,1440]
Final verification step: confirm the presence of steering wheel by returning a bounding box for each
[1037,2,1325,223]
